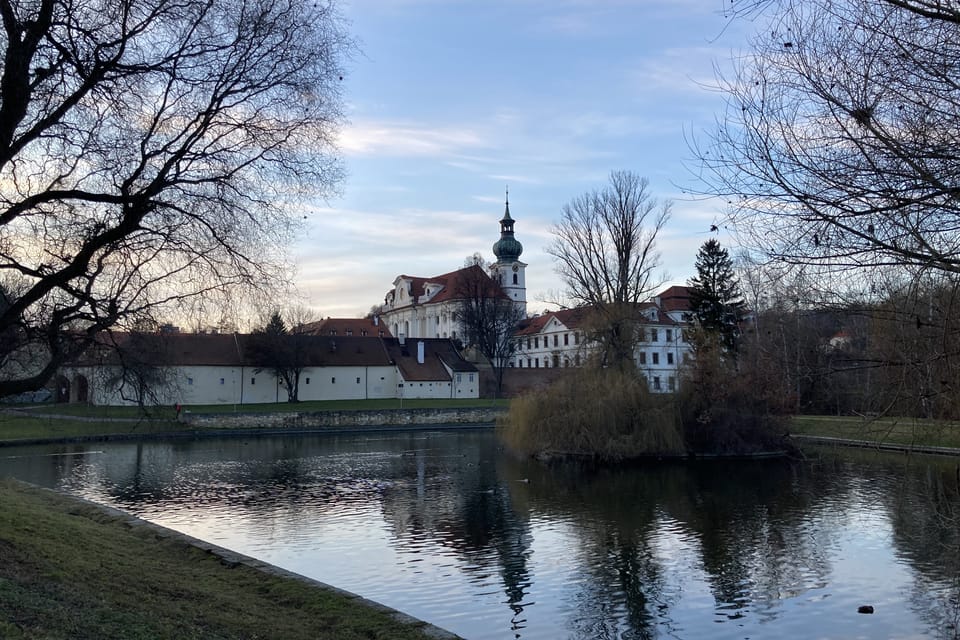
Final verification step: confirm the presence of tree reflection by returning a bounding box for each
[6,433,960,639]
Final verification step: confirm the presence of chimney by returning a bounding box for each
[417,341,425,364]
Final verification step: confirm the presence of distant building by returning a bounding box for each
[378,197,527,342]
[509,286,695,393]
[59,333,477,406]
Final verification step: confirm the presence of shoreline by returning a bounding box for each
[0,421,496,448]
[57,483,463,640]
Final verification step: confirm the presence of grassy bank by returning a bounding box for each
[0,479,453,640]
[0,398,508,443]
[790,415,960,449]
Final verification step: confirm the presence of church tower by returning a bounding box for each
[488,190,527,311]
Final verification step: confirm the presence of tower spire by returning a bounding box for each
[493,188,522,263]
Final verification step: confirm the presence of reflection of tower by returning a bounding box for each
[488,189,527,314]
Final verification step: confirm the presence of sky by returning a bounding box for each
[294,0,757,318]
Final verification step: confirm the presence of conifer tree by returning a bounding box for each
[689,240,745,354]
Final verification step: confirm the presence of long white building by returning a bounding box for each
[59,333,479,406]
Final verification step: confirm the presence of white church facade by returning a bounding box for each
[378,197,527,343]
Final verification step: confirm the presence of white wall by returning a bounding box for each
[73,364,400,406]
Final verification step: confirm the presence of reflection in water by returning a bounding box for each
[2,431,959,639]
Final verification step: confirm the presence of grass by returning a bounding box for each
[16,397,507,416]
[0,479,453,640]
[0,397,508,443]
[789,414,960,449]
[0,414,188,442]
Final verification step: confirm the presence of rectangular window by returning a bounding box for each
[469,373,475,382]
[219,377,225,385]
[251,377,256,385]
[667,353,674,365]
[535,337,539,349]
[666,329,673,342]
[564,333,569,346]
[535,358,540,368]
[652,353,660,365]
[650,329,658,342]
[553,335,559,347]
[653,376,661,390]
[668,377,676,391]
[526,338,531,349]
[639,352,647,365]
[187,377,193,386]
[527,358,531,368]
[305,377,310,384]
[457,373,462,382]
[574,333,580,345]
[356,377,361,384]
[331,377,336,384]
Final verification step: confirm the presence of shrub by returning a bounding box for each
[677,333,791,454]
[497,368,685,461]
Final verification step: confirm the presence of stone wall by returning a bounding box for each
[479,367,575,398]
[181,406,505,430]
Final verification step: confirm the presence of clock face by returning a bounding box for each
[512,265,519,272]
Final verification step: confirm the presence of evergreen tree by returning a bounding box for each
[263,312,288,337]
[688,240,745,354]
[248,311,305,402]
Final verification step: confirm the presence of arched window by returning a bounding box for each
[512,273,518,285]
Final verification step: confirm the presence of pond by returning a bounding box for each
[1,428,959,639]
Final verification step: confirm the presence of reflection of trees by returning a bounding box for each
[508,460,681,638]
[509,457,850,636]
[836,449,960,637]
[9,433,960,638]
[676,461,839,617]
[377,433,535,636]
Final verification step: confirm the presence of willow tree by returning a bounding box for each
[547,171,670,370]
[0,0,350,397]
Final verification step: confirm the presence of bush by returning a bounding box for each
[677,334,791,455]
[496,368,685,461]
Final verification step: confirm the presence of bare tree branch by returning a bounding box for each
[0,0,351,397]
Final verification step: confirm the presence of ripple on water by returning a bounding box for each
[5,434,960,640]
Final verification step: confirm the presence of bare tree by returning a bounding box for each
[0,0,350,398]
[99,327,179,410]
[699,0,960,278]
[451,260,524,396]
[247,307,317,403]
[547,171,670,369]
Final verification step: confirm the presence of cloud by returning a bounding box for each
[338,120,489,157]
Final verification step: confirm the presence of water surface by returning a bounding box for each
[2,429,958,639]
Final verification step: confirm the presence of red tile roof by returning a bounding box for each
[387,264,507,308]
[657,285,693,312]
[77,333,394,368]
[514,307,593,336]
[301,317,392,338]
[382,338,477,381]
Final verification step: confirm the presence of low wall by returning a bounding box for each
[181,406,506,430]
